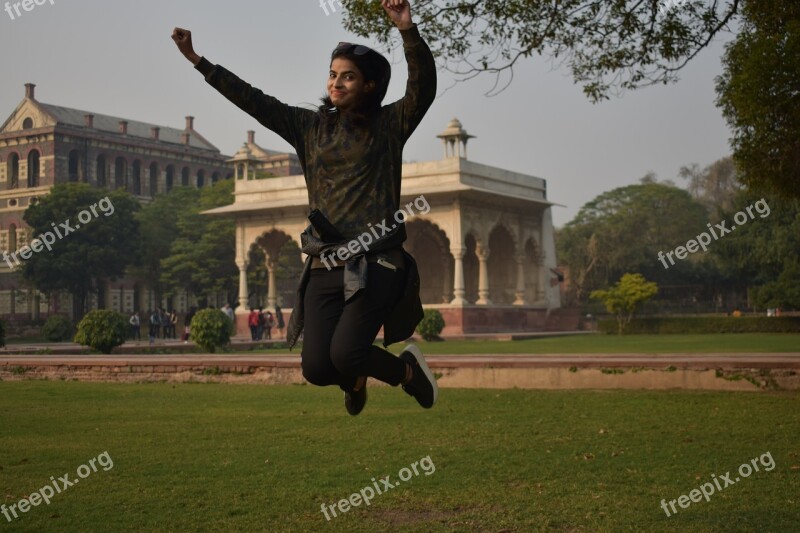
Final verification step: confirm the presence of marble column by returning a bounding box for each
[236,259,249,310]
[513,254,527,305]
[449,247,467,305]
[476,246,492,305]
[266,255,278,309]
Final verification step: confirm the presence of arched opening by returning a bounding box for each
[22,117,33,130]
[68,150,83,182]
[166,165,175,192]
[114,157,127,190]
[181,167,190,187]
[27,150,40,187]
[96,155,107,187]
[405,219,453,304]
[247,232,303,309]
[525,239,540,303]
[487,225,517,304]
[149,163,159,197]
[464,234,479,304]
[8,153,20,189]
[132,160,142,195]
[197,169,205,188]
[211,172,220,184]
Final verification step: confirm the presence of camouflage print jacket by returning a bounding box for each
[194,24,436,348]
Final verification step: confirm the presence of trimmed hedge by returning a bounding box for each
[598,316,800,334]
[190,309,233,353]
[417,309,445,341]
[42,314,74,342]
[74,310,128,353]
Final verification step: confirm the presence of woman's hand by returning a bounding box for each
[381,0,413,31]
[171,27,201,65]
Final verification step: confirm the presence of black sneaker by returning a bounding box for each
[400,344,438,408]
[344,378,367,416]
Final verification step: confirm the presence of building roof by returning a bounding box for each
[38,103,220,152]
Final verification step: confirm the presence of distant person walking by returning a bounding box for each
[129,312,141,341]
[274,305,285,338]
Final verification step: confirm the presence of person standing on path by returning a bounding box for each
[172,0,437,415]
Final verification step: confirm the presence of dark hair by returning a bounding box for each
[319,44,391,121]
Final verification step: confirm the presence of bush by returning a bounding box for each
[190,309,233,353]
[598,316,800,334]
[42,314,74,342]
[74,310,128,354]
[416,309,445,341]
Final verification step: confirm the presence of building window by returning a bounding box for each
[27,150,40,187]
[9,224,16,252]
[68,150,83,182]
[22,118,33,130]
[8,153,19,189]
[166,165,174,193]
[114,157,127,190]
[96,155,107,187]
[181,167,190,187]
[197,170,205,188]
[149,162,159,198]
[132,160,142,196]
[9,199,17,207]
[211,172,219,184]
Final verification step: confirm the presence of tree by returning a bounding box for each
[343,0,740,101]
[716,1,800,198]
[132,187,200,304]
[591,273,658,334]
[160,180,237,304]
[679,156,741,214]
[711,193,800,309]
[557,182,708,302]
[20,184,141,319]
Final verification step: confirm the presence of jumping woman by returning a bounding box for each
[172,0,437,415]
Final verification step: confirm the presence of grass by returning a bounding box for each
[0,382,798,532]
[382,333,800,354]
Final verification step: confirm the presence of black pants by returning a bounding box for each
[301,262,407,391]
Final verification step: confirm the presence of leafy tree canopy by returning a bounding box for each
[343,0,740,101]
[716,0,800,199]
[20,184,140,318]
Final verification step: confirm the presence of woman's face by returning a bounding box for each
[328,57,375,111]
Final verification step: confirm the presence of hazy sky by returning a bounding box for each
[1,0,735,227]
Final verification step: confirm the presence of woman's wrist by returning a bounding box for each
[186,52,201,65]
[397,21,414,31]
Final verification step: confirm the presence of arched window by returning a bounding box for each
[96,155,107,187]
[132,160,142,195]
[166,165,174,193]
[149,162,159,198]
[8,153,19,189]
[114,157,127,190]
[211,172,220,184]
[27,150,40,187]
[22,118,33,130]
[181,167,190,187]
[68,150,82,182]
[9,224,17,252]
[197,170,205,188]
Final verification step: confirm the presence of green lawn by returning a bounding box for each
[0,382,798,531]
[246,333,800,355]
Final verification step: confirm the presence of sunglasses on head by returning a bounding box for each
[333,42,374,57]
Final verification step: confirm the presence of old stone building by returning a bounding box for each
[206,118,562,336]
[0,82,234,320]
